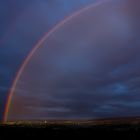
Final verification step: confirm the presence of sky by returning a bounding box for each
[0,0,99,120]
[1,0,140,121]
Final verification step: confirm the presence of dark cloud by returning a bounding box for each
[0,0,97,119]
[7,0,140,120]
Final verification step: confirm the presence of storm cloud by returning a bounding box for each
[0,0,97,119]
[7,0,140,120]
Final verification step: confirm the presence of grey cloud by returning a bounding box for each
[0,0,97,119]
[7,0,140,120]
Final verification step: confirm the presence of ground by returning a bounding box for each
[1,117,140,138]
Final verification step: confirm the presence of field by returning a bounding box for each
[1,117,140,138]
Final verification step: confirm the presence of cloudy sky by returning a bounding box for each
[1,0,140,121]
[0,0,99,120]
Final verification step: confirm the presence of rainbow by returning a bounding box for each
[3,0,109,123]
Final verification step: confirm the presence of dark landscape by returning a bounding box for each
[1,117,140,138]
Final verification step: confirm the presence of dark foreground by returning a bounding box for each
[1,117,140,138]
